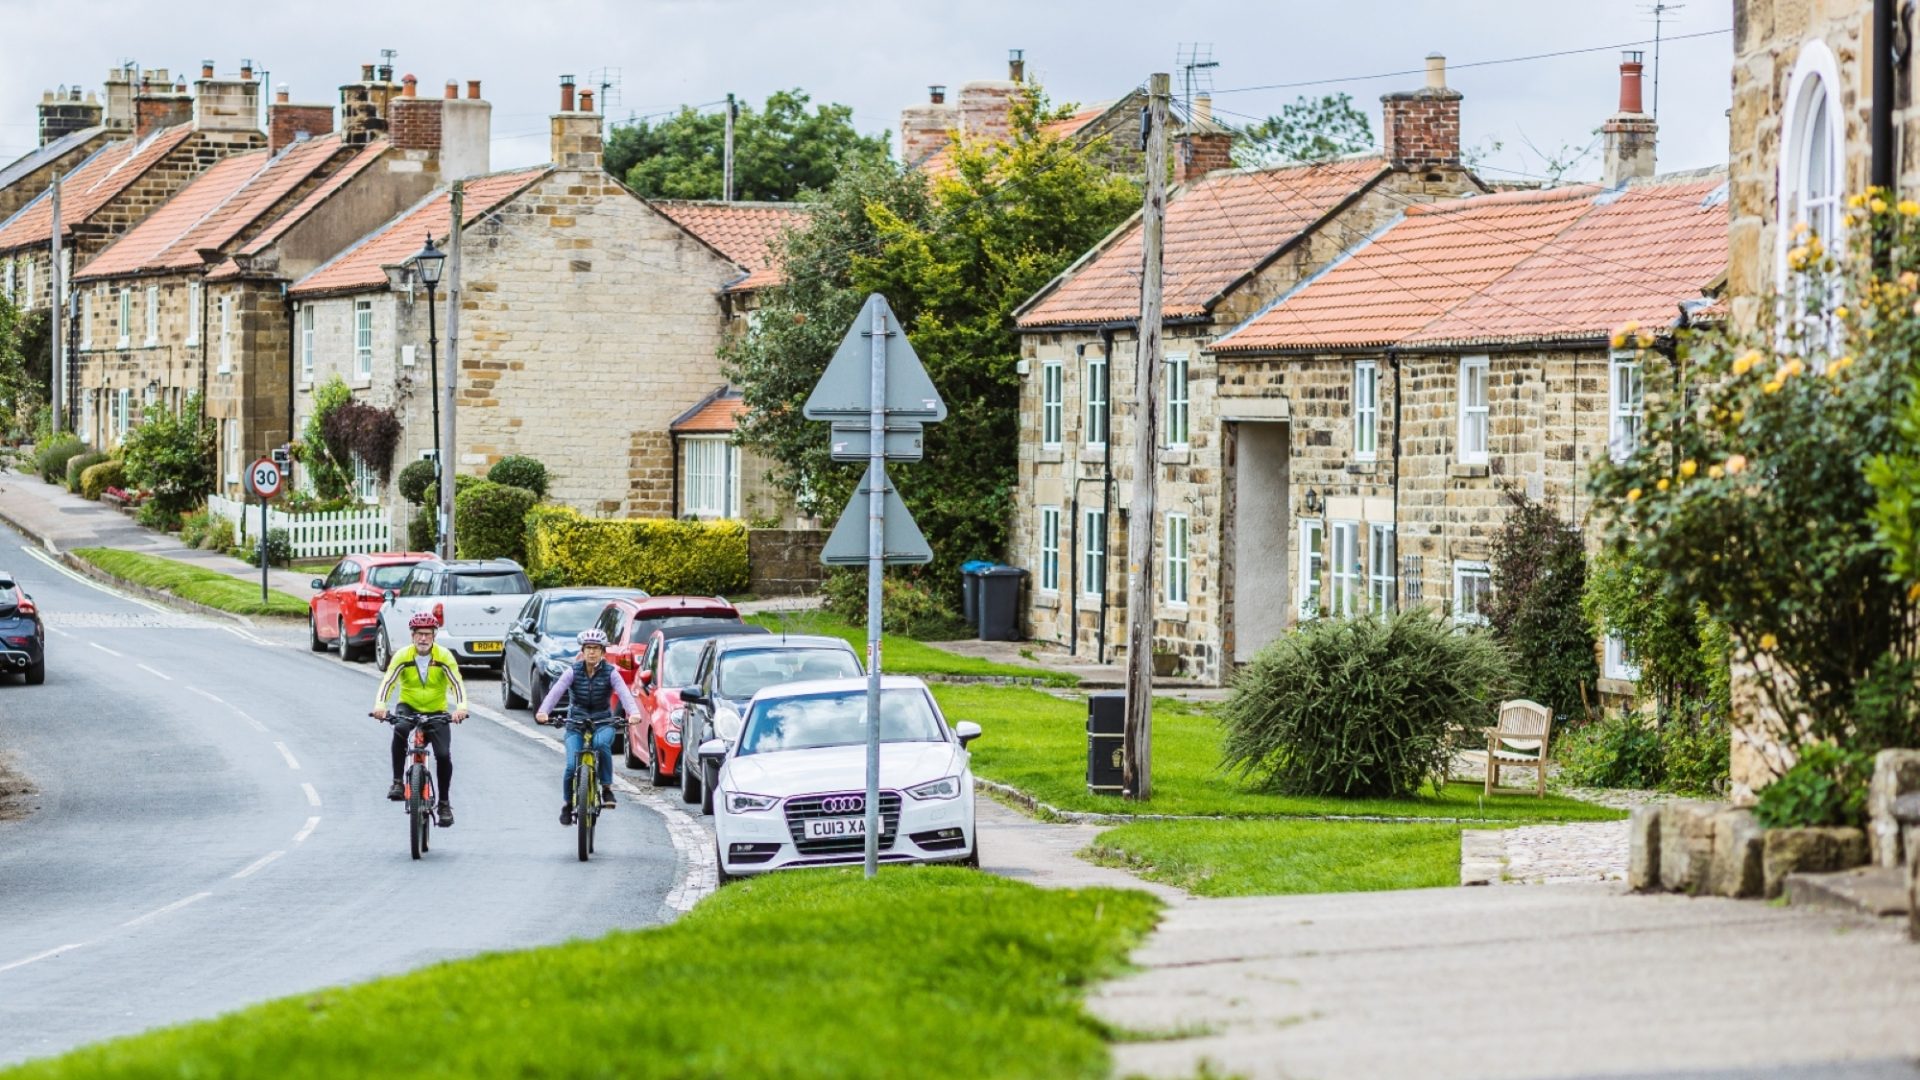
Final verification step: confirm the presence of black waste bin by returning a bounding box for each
[976,565,1027,641]
[1087,692,1125,795]
[960,560,994,627]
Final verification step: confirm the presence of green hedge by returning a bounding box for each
[79,459,125,501]
[36,436,87,484]
[455,481,538,562]
[525,505,748,595]
[65,450,109,492]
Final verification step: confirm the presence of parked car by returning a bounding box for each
[670,634,863,813]
[0,571,46,685]
[702,675,980,881]
[623,623,770,782]
[594,595,743,689]
[373,558,534,671]
[500,587,649,710]
[308,551,433,661]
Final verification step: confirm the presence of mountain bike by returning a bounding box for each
[378,709,449,860]
[560,705,619,862]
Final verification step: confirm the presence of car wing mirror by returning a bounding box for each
[310,578,327,590]
[636,669,653,686]
[383,589,397,605]
[698,738,728,765]
[680,685,707,704]
[954,721,982,748]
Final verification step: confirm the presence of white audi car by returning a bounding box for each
[700,675,980,880]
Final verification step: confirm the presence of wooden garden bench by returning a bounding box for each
[1460,699,1553,797]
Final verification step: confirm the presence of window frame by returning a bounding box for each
[219,295,233,373]
[1297,517,1324,620]
[1457,354,1488,465]
[1040,359,1063,449]
[681,435,740,519]
[225,417,241,482]
[144,284,158,346]
[117,289,131,348]
[1329,520,1361,617]
[186,280,200,345]
[1164,511,1190,606]
[1608,350,1644,463]
[1452,560,1492,626]
[301,304,315,381]
[1084,352,1109,448]
[1038,505,1060,593]
[1604,633,1641,682]
[1366,522,1396,615]
[3,260,13,301]
[1082,507,1107,600]
[1353,360,1378,461]
[1164,351,1190,449]
[80,290,92,350]
[353,298,373,379]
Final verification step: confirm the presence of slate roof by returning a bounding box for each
[1211,185,1603,353]
[651,200,808,292]
[0,125,107,192]
[287,166,550,298]
[1017,156,1392,328]
[670,386,747,433]
[0,125,196,253]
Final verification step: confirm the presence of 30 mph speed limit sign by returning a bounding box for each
[247,458,284,499]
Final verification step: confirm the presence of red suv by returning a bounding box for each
[591,596,743,690]
[309,552,433,661]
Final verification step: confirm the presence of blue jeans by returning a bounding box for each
[563,725,615,799]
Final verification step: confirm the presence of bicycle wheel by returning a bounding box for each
[408,764,429,861]
[575,760,593,862]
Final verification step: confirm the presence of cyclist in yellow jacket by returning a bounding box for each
[374,611,469,826]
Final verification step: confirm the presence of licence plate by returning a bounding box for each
[468,640,503,654]
[804,817,866,840]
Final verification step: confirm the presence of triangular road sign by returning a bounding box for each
[820,463,934,565]
[803,294,947,422]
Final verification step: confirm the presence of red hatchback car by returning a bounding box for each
[624,621,768,784]
[592,595,743,691]
[309,552,434,661]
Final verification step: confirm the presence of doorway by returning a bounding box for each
[1229,420,1290,664]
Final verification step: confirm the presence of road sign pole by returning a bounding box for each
[864,301,887,880]
[260,494,269,603]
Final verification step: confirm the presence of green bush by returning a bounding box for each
[199,514,234,551]
[1485,493,1595,723]
[35,435,86,484]
[121,394,215,517]
[397,458,437,504]
[79,459,125,501]
[1754,743,1874,829]
[65,449,109,492]
[454,480,538,562]
[235,528,293,568]
[179,509,212,549]
[408,504,436,553]
[524,505,749,595]
[137,500,179,531]
[1660,710,1731,797]
[1221,609,1515,799]
[822,569,970,639]
[487,455,549,498]
[1558,712,1665,790]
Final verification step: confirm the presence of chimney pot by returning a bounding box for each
[361,63,375,82]
[275,84,290,104]
[1618,50,1646,114]
[1425,53,1447,90]
[930,84,946,104]
[445,80,458,100]
[467,79,481,100]
[377,65,392,83]
[1195,92,1213,124]
[240,60,253,80]
[402,74,417,98]
[580,89,595,113]
[201,60,214,79]
[1009,48,1025,83]
[559,75,576,112]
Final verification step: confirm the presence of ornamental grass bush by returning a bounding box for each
[822,569,969,639]
[65,449,109,492]
[524,505,748,595]
[79,458,125,501]
[35,435,86,484]
[1221,608,1515,799]
[454,480,538,562]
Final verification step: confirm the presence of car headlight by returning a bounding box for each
[542,658,569,676]
[725,792,778,814]
[906,776,963,801]
[668,707,686,729]
[714,708,743,742]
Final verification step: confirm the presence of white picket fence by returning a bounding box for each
[208,494,394,559]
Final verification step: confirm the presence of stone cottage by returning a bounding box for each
[0,66,140,227]
[1008,55,1483,682]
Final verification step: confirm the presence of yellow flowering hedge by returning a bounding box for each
[524,505,749,595]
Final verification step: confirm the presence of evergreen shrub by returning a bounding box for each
[524,505,748,595]
[454,481,538,562]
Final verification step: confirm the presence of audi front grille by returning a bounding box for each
[784,791,902,855]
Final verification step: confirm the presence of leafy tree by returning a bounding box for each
[0,296,48,441]
[1233,93,1374,167]
[724,88,1139,592]
[1483,492,1597,723]
[296,375,352,500]
[121,392,215,517]
[607,89,890,203]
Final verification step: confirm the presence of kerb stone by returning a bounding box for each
[1627,805,1661,892]
[1658,800,1722,894]
[1762,826,1869,899]
[1708,808,1765,898]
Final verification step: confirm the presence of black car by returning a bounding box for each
[675,633,864,813]
[500,587,649,711]
[0,571,46,685]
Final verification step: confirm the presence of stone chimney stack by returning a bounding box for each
[340,63,398,146]
[38,86,103,145]
[551,75,601,171]
[102,65,136,133]
[1601,51,1658,187]
[1380,53,1462,169]
[133,71,192,139]
[440,77,493,179]
[193,62,263,133]
[1175,94,1235,183]
[899,85,956,165]
[268,83,334,152]
[957,75,1020,145]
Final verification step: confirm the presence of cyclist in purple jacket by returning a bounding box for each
[536,628,639,825]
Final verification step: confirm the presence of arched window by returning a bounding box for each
[1777,42,1846,285]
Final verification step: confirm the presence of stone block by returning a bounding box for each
[1627,804,1662,891]
[1762,826,1869,899]
[1866,749,1920,868]
[1659,800,1723,894]
[1709,808,1766,898]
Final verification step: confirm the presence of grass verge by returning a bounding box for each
[1087,818,1476,897]
[935,683,1622,823]
[3,869,1160,1080]
[748,609,1078,687]
[70,547,307,617]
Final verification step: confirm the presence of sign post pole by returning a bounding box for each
[259,494,269,603]
[246,457,285,605]
[863,302,887,880]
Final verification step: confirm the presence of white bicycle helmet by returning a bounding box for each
[576,628,609,647]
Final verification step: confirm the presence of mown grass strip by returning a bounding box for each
[935,683,1623,823]
[748,609,1078,686]
[3,869,1160,1080]
[70,547,307,618]
[1087,818,1476,897]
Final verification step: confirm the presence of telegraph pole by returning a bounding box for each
[1122,73,1169,801]
[49,174,63,433]
[440,181,463,560]
[723,93,736,203]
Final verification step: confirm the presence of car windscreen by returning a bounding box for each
[542,598,607,636]
[718,649,860,699]
[447,571,531,596]
[736,688,944,757]
[368,565,415,590]
[660,639,709,686]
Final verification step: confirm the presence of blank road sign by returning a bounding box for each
[819,463,933,566]
[830,423,924,462]
[803,294,948,422]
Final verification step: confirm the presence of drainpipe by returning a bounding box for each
[283,286,294,455]
[1099,327,1116,666]
[670,432,680,518]
[1873,0,1896,196]
[1388,347,1402,609]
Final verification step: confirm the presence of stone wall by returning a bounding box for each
[748,528,828,596]
[68,274,207,453]
[0,132,112,223]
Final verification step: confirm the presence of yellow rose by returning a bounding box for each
[1627,488,1642,503]
[1609,331,1627,349]
[1709,464,1725,480]
[1847,194,1867,210]
[1909,582,1920,603]
[1657,477,1670,492]
[1635,331,1654,348]
[1872,198,1889,214]
[1679,459,1698,478]
[1835,306,1850,319]
[1788,246,1810,269]
[1764,379,1784,394]
[1732,350,1762,375]
[1732,409,1746,423]
[1759,633,1778,651]
[1828,355,1854,377]
[1901,271,1918,291]
[1901,200,1920,217]
[1726,453,1748,475]
[1781,358,1805,378]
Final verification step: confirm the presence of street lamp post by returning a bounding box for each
[410,235,448,554]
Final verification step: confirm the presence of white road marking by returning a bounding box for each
[88,641,123,658]
[0,942,89,974]
[301,783,321,807]
[119,891,212,929]
[232,710,267,733]
[272,742,300,770]
[135,662,172,681]
[187,687,225,705]
[221,626,282,649]
[232,851,285,879]
[293,817,320,844]
[45,625,71,638]
[17,544,173,614]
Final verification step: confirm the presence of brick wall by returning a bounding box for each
[134,93,192,139]
[1176,132,1235,184]
[270,104,334,153]
[389,97,442,153]
[1381,88,1462,169]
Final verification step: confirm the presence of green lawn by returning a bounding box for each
[937,683,1623,823]
[71,548,307,617]
[1088,818,1477,897]
[3,869,1160,1080]
[748,609,1078,686]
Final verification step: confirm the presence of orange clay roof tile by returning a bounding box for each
[650,201,809,292]
[0,125,196,253]
[207,140,392,280]
[670,390,747,433]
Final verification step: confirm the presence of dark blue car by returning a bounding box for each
[499,587,649,712]
[0,571,45,685]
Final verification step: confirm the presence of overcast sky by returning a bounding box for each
[0,0,1733,186]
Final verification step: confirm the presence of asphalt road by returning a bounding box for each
[0,521,687,1067]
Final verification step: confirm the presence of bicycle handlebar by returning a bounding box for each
[372,710,454,723]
